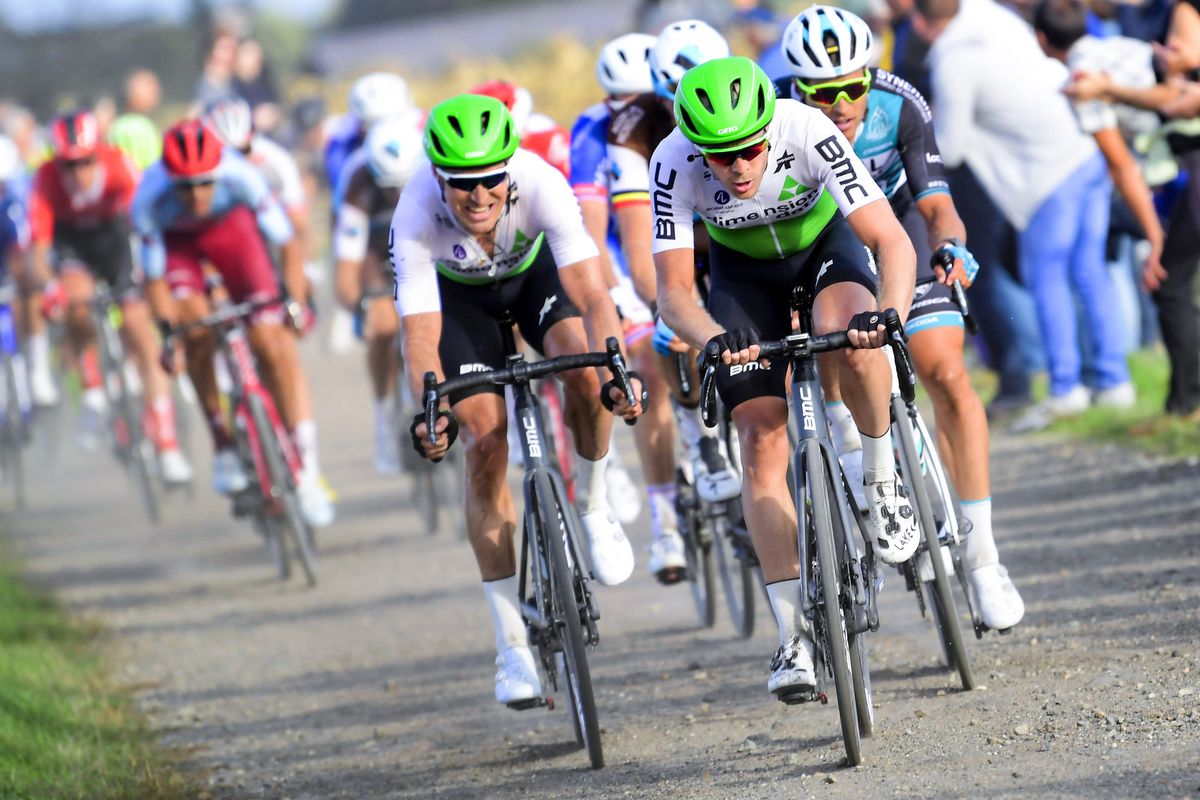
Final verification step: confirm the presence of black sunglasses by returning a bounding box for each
[173,178,216,191]
[437,169,508,193]
[63,156,96,170]
[703,138,770,168]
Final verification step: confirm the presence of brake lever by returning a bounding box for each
[605,337,638,426]
[699,341,720,429]
[674,352,692,396]
[883,309,917,405]
[423,371,440,446]
[933,248,978,335]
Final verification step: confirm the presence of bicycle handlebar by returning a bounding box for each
[929,249,978,335]
[173,295,284,335]
[423,336,636,446]
[698,308,917,428]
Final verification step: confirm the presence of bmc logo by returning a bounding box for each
[814,135,871,205]
[729,362,765,376]
[460,363,490,374]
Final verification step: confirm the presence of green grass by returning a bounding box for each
[972,349,1200,458]
[0,557,192,800]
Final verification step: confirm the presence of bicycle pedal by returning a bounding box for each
[655,566,688,586]
[506,697,549,712]
[775,686,818,705]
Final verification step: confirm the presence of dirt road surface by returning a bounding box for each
[6,341,1199,799]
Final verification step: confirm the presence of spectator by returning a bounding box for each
[109,70,163,176]
[232,38,282,134]
[124,69,162,117]
[915,0,1136,432]
[195,31,238,107]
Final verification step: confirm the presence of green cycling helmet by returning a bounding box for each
[423,94,519,169]
[107,113,161,172]
[674,56,776,151]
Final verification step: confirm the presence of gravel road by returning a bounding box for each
[6,339,1199,799]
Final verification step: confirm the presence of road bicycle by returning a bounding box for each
[90,280,160,523]
[0,281,31,509]
[421,324,638,770]
[698,292,917,767]
[176,278,316,586]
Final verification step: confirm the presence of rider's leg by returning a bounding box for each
[61,269,106,445]
[660,348,740,502]
[366,295,402,474]
[15,259,56,406]
[175,294,225,446]
[117,298,183,453]
[815,355,865,505]
[814,281,919,564]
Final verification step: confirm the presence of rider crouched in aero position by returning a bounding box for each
[653,57,919,696]
[132,121,334,528]
[29,110,192,484]
[396,95,644,705]
[778,6,1023,631]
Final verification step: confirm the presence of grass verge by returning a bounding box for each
[0,556,192,800]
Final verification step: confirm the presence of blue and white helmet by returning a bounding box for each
[782,6,875,81]
[365,117,424,188]
[648,20,730,100]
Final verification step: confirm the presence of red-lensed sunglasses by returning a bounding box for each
[702,137,770,168]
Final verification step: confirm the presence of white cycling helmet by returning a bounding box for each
[782,6,875,81]
[596,33,657,97]
[0,135,20,183]
[349,72,412,127]
[649,20,730,99]
[203,97,254,151]
[365,117,424,188]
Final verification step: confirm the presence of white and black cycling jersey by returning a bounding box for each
[390,148,599,317]
[649,99,885,261]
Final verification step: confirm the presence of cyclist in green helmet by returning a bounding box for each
[394,94,645,708]
[107,113,161,176]
[654,56,920,698]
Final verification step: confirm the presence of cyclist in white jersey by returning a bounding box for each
[653,57,919,697]
[393,95,644,707]
[779,6,1024,631]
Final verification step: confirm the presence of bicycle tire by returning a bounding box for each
[556,652,585,748]
[806,445,862,766]
[678,477,716,628]
[250,393,318,587]
[714,519,754,638]
[535,470,603,769]
[261,512,290,580]
[120,387,161,525]
[892,398,974,691]
[3,355,26,510]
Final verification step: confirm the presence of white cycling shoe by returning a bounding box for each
[76,389,107,452]
[768,635,816,697]
[30,365,59,407]
[968,563,1025,631]
[212,448,250,495]
[495,645,542,706]
[158,447,194,485]
[647,528,687,585]
[297,471,336,528]
[866,477,919,565]
[605,461,642,524]
[581,508,634,586]
[691,437,741,503]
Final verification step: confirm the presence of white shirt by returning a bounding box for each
[248,134,306,211]
[390,148,599,317]
[649,99,885,261]
[1067,35,1160,139]
[927,0,1097,229]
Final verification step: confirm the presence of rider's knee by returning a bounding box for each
[835,345,880,379]
[733,403,788,479]
[922,355,971,406]
[464,423,508,479]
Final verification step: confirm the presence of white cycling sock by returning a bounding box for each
[826,401,862,456]
[766,579,806,646]
[293,419,320,479]
[647,483,678,537]
[29,331,51,374]
[374,400,392,436]
[962,497,999,570]
[674,401,715,450]
[860,430,895,485]
[576,449,610,514]
[483,575,528,653]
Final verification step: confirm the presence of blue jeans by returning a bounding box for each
[1019,153,1130,396]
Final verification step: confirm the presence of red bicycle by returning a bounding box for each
[175,277,317,585]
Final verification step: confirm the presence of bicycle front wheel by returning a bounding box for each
[3,355,26,510]
[119,386,161,525]
[536,471,603,769]
[893,398,974,691]
[250,393,317,587]
[715,516,754,638]
[806,445,862,767]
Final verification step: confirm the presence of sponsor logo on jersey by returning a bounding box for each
[453,244,467,259]
[460,363,491,374]
[512,228,533,250]
[705,190,820,228]
[538,294,557,326]
[773,150,796,174]
[867,107,891,141]
[729,362,765,376]
[926,152,943,164]
[714,189,731,205]
[610,105,646,144]
[817,258,833,284]
[652,162,677,240]
[778,175,802,201]
[815,135,870,205]
[913,281,933,299]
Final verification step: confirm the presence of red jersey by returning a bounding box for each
[29,145,136,244]
[522,113,570,179]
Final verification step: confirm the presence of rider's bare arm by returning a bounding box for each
[845,199,917,322]
[333,203,369,310]
[655,247,724,354]
[914,193,970,286]
[614,201,658,309]
[579,201,619,291]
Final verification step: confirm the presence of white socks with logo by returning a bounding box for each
[483,575,528,653]
[962,497,999,570]
[860,430,895,485]
[766,579,806,646]
[576,450,611,514]
[826,401,862,456]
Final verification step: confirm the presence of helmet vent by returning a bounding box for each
[501,122,512,150]
[729,78,741,109]
[480,110,491,135]
[822,31,842,67]
[678,105,696,134]
[674,53,698,71]
[429,132,446,158]
[799,18,823,66]
[695,88,714,114]
[755,86,766,118]
[602,64,615,80]
[447,115,464,138]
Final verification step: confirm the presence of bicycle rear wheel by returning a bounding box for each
[535,471,603,769]
[806,445,862,767]
[250,393,317,587]
[893,398,974,691]
[678,477,716,628]
[714,517,754,638]
[119,387,161,525]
